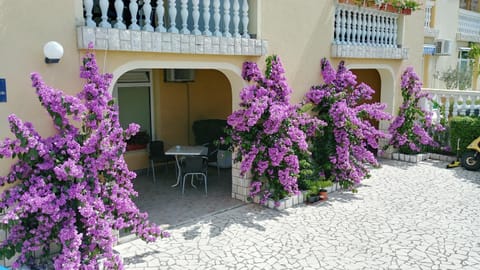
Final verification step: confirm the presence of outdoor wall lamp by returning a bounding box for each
[43,41,64,64]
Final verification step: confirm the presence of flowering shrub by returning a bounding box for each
[386,67,445,154]
[0,48,167,269]
[305,59,391,188]
[225,56,323,203]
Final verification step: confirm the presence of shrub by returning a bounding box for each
[386,67,445,154]
[305,59,391,189]
[0,47,167,269]
[224,55,323,203]
[449,116,480,155]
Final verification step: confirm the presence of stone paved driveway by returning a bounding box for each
[116,159,480,269]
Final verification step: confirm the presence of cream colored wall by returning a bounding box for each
[431,0,462,88]
[0,0,85,176]
[154,69,232,149]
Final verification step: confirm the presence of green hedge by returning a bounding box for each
[449,116,480,155]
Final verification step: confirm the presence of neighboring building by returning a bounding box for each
[423,0,480,90]
[0,1,425,200]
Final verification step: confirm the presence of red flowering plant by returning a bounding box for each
[385,67,445,154]
[0,48,167,269]
[224,55,324,204]
[304,59,391,190]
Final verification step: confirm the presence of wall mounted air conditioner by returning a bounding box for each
[434,39,452,56]
[164,69,195,82]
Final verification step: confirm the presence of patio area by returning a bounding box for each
[116,159,480,269]
[127,164,243,232]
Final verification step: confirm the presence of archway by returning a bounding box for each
[109,62,244,231]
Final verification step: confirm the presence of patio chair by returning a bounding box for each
[180,156,208,195]
[148,140,175,183]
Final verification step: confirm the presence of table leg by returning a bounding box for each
[171,155,181,187]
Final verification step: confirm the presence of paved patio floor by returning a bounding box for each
[116,159,480,269]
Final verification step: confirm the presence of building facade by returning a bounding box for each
[0,1,425,201]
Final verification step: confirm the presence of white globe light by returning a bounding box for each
[43,41,64,63]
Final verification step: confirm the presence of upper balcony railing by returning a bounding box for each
[78,0,267,56]
[457,8,480,42]
[424,0,438,38]
[331,2,408,59]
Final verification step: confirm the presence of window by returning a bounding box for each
[114,70,153,146]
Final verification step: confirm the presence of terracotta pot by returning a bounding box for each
[401,8,412,15]
[319,190,328,201]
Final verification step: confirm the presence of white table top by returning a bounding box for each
[165,145,208,156]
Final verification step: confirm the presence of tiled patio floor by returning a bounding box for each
[128,165,243,232]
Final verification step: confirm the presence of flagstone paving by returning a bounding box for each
[116,159,480,269]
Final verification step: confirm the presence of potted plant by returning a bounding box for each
[306,181,321,203]
[318,180,333,201]
[126,130,150,151]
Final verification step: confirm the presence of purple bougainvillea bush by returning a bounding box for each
[305,59,391,189]
[0,48,167,269]
[225,55,323,204]
[386,67,445,154]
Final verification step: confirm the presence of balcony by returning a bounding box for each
[422,88,480,118]
[77,0,267,56]
[424,0,438,38]
[457,8,480,42]
[331,3,408,60]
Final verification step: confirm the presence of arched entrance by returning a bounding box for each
[110,64,243,231]
[351,69,382,128]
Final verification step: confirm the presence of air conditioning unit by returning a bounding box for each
[164,69,195,82]
[434,39,452,56]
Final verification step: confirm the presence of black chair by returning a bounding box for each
[202,142,220,175]
[148,140,175,183]
[180,156,208,195]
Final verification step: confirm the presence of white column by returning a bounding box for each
[358,12,364,45]
[351,9,358,45]
[180,0,190,34]
[114,0,126,29]
[203,0,212,36]
[366,11,372,45]
[84,0,96,27]
[143,0,154,31]
[156,0,166,32]
[444,95,451,119]
[192,0,201,35]
[168,0,179,33]
[346,7,352,44]
[99,0,111,28]
[334,7,341,44]
[393,17,398,47]
[223,0,232,37]
[241,0,249,38]
[213,0,222,37]
[340,7,347,44]
[232,0,240,37]
[129,0,140,30]
[372,14,378,45]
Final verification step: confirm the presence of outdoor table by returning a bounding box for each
[165,145,208,188]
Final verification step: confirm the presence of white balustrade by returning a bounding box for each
[99,0,111,28]
[192,0,201,35]
[129,0,140,30]
[143,0,154,31]
[334,3,398,47]
[223,0,231,37]
[156,0,167,32]
[457,8,480,39]
[203,0,212,36]
[422,88,480,119]
[84,0,95,27]
[114,0,126,29]
[82,0,252,39]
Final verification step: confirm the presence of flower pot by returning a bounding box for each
[401,8,412,15]
[319,190,328,201]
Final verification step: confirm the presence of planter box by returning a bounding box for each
[391,152,430,163]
